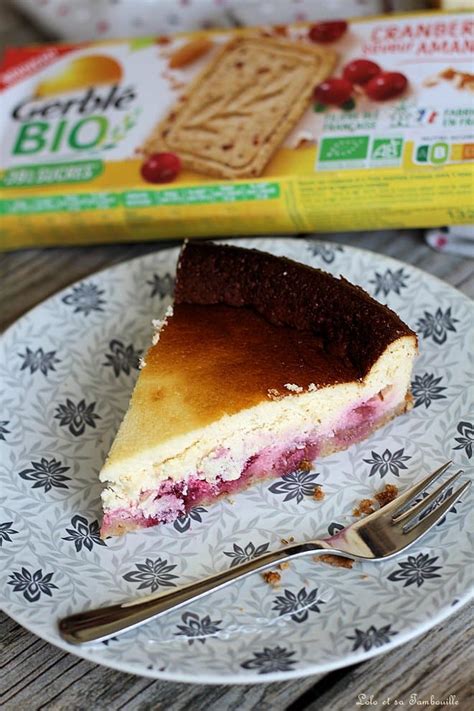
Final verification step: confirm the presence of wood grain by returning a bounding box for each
[296,602,473,711]
[2,604,471,710]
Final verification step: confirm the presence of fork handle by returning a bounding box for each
[59,541,328,645]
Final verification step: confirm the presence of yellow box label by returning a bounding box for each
[1,11,473,249]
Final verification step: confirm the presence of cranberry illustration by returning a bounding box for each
[308,20,348,44]
[365,71,408,101]
[314,77,353,106]
[343,59,381,85]
[141,152,181,183]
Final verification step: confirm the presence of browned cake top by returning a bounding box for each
[174,242,415,379]
[146,303,358,425]
[102,243,417,466]
[106,300,363,459]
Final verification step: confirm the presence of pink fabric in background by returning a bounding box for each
[11,0,390,41]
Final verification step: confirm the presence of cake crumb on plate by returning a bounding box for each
[353,483,399,517]
[316,554,354,569]
[375,483,399,507]
[262,570,281,585]
[353,498,375,517]
[313,485,325,501]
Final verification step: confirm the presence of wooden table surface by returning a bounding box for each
[1,6,473,711]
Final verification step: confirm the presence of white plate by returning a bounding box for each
[1,238,472,684]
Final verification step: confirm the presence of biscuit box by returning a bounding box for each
[0,11,473,249]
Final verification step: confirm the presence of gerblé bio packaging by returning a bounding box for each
[0,10,472,249]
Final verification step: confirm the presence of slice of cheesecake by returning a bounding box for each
[99,242,417,536]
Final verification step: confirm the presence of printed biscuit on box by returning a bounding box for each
[143,36,336,179]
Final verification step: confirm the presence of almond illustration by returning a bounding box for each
[169,38,213,69]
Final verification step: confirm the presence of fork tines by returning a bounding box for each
[388,461,470,536]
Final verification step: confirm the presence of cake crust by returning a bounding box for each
[102,394,412,537]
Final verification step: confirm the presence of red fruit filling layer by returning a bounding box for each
[101,390,396,535]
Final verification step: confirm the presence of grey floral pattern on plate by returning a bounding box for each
[0,420,10,440]
[62,282,106,315]
[268,469,321,503]
[63,515,106,552]
[272,587,325,623]
[0,238,472,684]
[103,340,142,377]
[7,568,58,603]
[173,506,208,533]
[19,347,61,376]
[19,457,71,492]
[453,421,473,458]
[123,557,179,593]
[147,273,175,298]
[175,612,223,645]
[54,399,101,437]
[0,521,19,546]
[224,542,270,568]
[369,267,409,297]
[387,553,442,588]
[411,373,447,409]
[363,448,411,478]
[416,307,459,345]
[347,624,398,652]
[241,646,298,674]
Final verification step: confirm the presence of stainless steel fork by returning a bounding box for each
[58,461,470,645]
